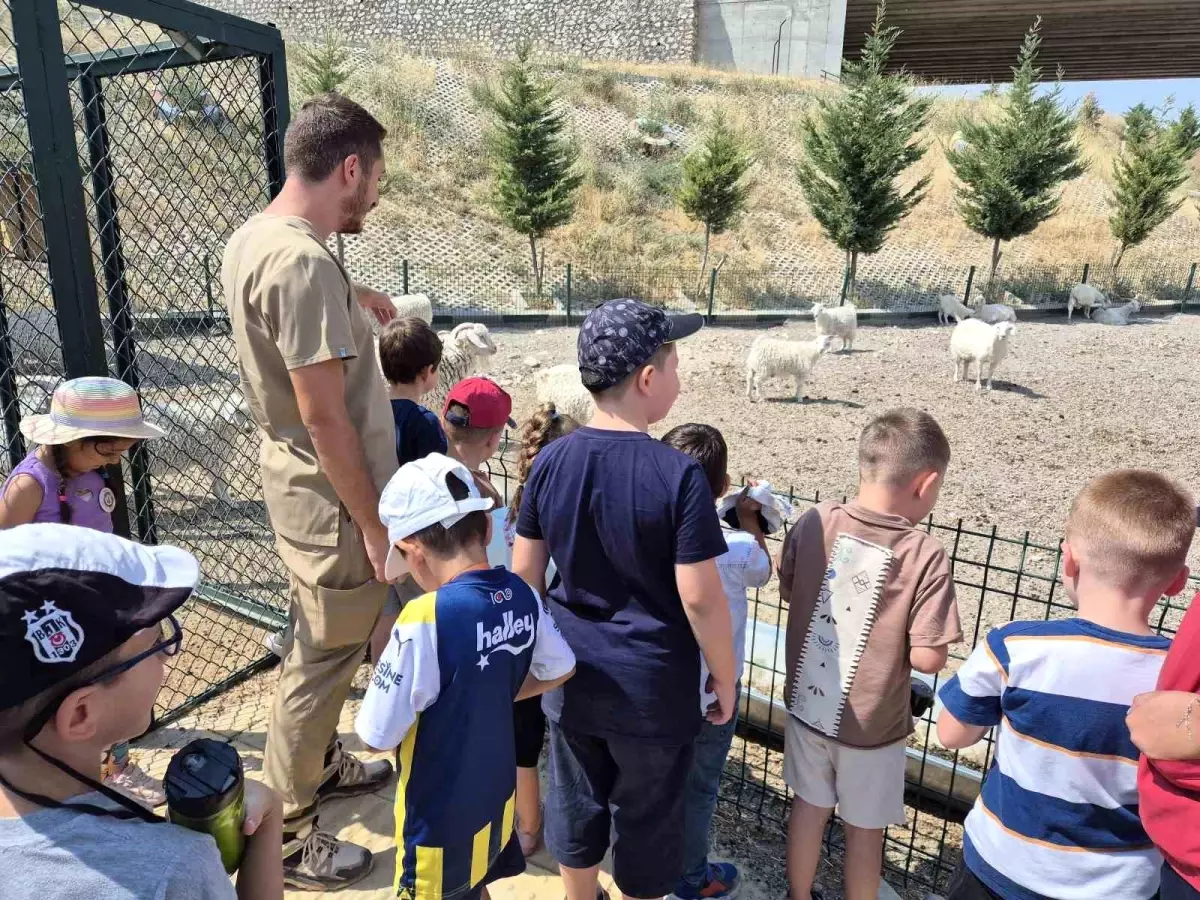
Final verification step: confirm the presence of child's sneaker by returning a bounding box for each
[669,862,741,900]
[104,762,166,807]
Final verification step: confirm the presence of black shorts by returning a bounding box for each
[461,832,525,900]
[1162,862,1200,900]
[513,698,546,769]
[544,721,693,899]
[943,862,1004,900]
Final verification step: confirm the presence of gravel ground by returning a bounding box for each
[488,311,1200,546]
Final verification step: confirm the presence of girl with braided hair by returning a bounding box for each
[505,402,578,857]
[0,377,165,808]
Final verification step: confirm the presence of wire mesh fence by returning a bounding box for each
[343,254,1200,324]
[482,446,1196,897]
[0,0,290,725]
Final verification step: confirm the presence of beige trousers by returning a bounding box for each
[263,517,386,826]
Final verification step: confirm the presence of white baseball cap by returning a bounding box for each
[380,454,495,581]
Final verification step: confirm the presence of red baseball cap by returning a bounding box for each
[443,377,516,429]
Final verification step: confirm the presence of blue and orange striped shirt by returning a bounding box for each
[940,618,1169,900]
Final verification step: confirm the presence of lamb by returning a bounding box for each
[1092,298,1141,326]
[1068,284,1109,320]
[388,293,433,325]
[950,319,1016,392]
[428,322,498,412]
[974,303,1017,324]
[810,303,857,352]
[534,364,595,423]
[745,334,834,402]
[937,294,974,325]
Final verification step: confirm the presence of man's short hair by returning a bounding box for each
[407,469,489,560]
[1065,469,1195,588]
[284,93,386,183]
[858,408,950,486]
[587,343,674,399]
[380,318,442,385]
[661,423,727,498]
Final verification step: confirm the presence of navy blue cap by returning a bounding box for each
[577,299,703,392]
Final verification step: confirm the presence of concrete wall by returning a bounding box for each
[204,0,696,63]
[696,0,846,78]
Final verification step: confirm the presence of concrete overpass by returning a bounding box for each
[841,0,1200,83]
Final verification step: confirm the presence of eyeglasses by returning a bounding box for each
[95,616,183,683]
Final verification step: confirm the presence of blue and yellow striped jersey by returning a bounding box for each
[356,567,575,900]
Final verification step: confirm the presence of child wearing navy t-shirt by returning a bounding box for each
[513,299,737,900]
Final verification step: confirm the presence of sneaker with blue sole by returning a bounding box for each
[668,862,742,900]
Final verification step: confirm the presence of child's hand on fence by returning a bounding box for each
[1127,690,1200,761]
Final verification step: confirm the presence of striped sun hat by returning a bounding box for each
[20,377,165,445]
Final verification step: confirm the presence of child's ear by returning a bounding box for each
[53,685,103,744]
[484,512,494,547]
[914,469,941,500]
[1164,565,1191,597]
[1062,541,1080,580]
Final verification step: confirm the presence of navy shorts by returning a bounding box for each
[544,721,693,899]
[1162,862,1200,900]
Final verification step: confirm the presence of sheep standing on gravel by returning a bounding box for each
[428,322,498,411]
[1093,298,1141,326]
[810,303,857,352]
[1068,284,1109,320]
[950,319,1016,392]
[974,302,1017,324]
[535,364,595,423]
[745,334,834,402]
[389,293,433,324]
[938,295,974,325]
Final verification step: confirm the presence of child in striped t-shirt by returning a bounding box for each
[936,469,1196,900]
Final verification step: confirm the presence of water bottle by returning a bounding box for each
[164,738,247,873]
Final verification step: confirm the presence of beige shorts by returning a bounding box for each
[784,716,907,829]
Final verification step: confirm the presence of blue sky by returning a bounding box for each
[934,79,1200,116]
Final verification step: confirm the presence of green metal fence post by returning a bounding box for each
[402,258,409,295]
[565,263,573,325]
[1183,263,1197,313]
[707,268,718,322]
[963,266,976,305]
[1081,263,1090,284]
[839,267,851,306]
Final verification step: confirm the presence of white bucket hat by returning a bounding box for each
[20,377,165,445]
[380,453,495,581]
[716,480,792,535]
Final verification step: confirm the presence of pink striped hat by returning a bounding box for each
[20,377,165,445]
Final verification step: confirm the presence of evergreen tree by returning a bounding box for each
[481,47,582,296]
[1168,104,1200,157]
[1076,92,1102,132]
[946,19,1086,298]
[676,114,754,297]
[795,2,931,304]
[1109,110,1190,282]
[1123,103,1157,150]
[295,33,351,99]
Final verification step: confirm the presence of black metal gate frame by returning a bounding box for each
[3,0,291,723]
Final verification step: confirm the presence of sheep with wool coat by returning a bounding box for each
[1093,298,1140,326]
[1068,284,1109,320]
[938,295,974,325]
[810,303,857,352]
[428,323,498,412]
[950,319,1016,392]
[388,293,433,325]
[745,334,834,402]
[535,364,596,423]
[975,303,1017,324]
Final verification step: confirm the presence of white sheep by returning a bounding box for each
[388,293,433,324]
[745,334,834,402]
[938,294,974,325]
[535,364,595,423]
[950,319,1016,392]
[429,322,498,412]
[1092,298,1141,326]
[1068,284,1109,321]
[975,303,1017,324]
[810,303,857,352]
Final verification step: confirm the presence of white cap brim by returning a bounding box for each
[385,544,408,582]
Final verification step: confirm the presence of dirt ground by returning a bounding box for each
[488,311,1200,546]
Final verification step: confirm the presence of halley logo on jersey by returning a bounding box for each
[23,601,85,664]
[476,610,535,670]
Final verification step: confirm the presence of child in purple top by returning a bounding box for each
[0,377,164,806]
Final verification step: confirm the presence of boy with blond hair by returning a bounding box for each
[938,469,1194,900]
[781,408,962,900]
[513,299,737,900]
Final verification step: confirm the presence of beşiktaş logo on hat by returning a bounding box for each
[23,601,85,664]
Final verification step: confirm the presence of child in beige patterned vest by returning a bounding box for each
[779,408,963,900]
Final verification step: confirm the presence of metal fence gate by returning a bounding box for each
[0,0,290,724]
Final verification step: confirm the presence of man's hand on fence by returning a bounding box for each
[1127,690,1200,761]
[354,284,396,326]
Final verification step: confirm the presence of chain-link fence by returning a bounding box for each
[481,445,1195,898]
[1,0,289,725]
[342,254,1200,324]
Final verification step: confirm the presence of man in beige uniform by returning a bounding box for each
[223,93,399,891]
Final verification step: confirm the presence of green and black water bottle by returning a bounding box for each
[164,738,247,873]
